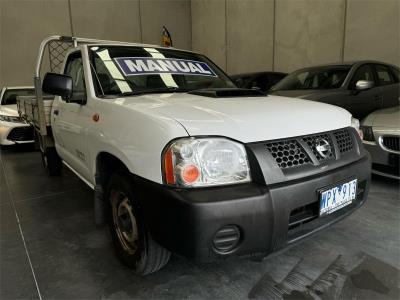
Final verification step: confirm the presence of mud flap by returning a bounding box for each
[94,183,106,226]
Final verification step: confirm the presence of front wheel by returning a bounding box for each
[107,172,170,275]
[41,147,62,176]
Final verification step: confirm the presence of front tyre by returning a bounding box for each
[107,172,170,275]
[41,147,62,176]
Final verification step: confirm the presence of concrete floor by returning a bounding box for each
[1,146,399,300]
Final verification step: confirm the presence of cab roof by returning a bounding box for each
[3,86,34,90]
[83,43,200,56]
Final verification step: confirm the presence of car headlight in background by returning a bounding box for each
[360,126,375,142]
[351,117,363,140]
[0,115,24,123]
[163,137,251,187]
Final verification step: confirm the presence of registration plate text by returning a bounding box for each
[319,179,357,216]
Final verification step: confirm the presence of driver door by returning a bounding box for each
[344,64,382,119]
[52,51,92,180]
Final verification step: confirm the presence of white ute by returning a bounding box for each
[18,36,371,275]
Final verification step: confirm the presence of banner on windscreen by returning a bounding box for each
[114,57,217,77]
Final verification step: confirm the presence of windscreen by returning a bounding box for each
[271,66,351,91]
[89,46,236,96]
[1,89,35,105]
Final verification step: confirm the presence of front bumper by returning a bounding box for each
[0,121,34,145]
[136,153,370,262]
[363,129,399,179]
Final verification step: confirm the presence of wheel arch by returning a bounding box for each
[96,151,133,187]
[93,151,132,225]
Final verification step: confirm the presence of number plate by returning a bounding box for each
[319,179,358,216]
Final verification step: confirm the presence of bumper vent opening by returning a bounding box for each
[382,136,400,152]
[288,180,367,234]
[288,202,319,231]
[7,126,34,142]
[373,155,399,177]
[212,225,241,254]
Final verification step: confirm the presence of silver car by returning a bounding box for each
[361,106,399,179]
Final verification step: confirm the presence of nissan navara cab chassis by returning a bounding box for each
[19,36,371,275]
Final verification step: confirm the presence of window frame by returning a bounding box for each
[349,64,377,90]
[63,50,87,103]
[373,64,397,86]
[1,88,35,105]
[390,66,400,82]
[88,45,236,98]
[268,73,286,87]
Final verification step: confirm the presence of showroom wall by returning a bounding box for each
[1,0,399,87]
[0,0,191,87]
[191,0,400,74]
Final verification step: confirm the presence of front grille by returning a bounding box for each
[266,140,311,169]
[265,128,355,170]
[302,133,334,161]
[288,202,319,231]
[382,136,400,152]
[334,129,354,153]
[7,126,34,141]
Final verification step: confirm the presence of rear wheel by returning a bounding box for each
[107,172,170,275]
[41,147,62,176]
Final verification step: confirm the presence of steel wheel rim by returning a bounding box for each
[111,190,138,254]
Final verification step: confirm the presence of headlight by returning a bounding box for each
[0,115,23,123]
[163,137,251,187]
[351,117,363,140]
[360,126,375,142]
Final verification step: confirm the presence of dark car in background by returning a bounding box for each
[231,71,287,93]
[268,61,399,119]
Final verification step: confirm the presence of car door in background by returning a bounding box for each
[344,64,382,119]
[373,64,399,109]
[232,75,252,89]
[248,74,269,92]
[267,73,287,90]
[248,73,287,93]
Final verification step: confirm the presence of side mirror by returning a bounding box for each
[355,80,374,91]
[42,73,73,100]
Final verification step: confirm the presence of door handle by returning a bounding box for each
[53,109,59,116]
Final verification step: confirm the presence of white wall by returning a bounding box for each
[1,0,399,87]
[191,0,400,74]
[191,0,227,69]
[344,0,400,66]
[0,0,72,87]
[0,0,192,87]
[274,0,345,72]
[226,0,274,74]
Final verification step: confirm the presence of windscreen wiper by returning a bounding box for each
[118,87,190,96]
